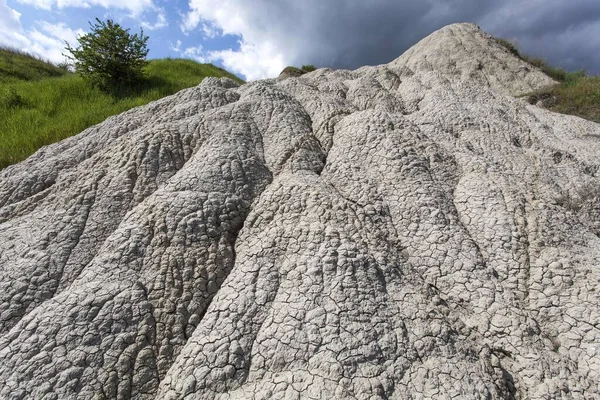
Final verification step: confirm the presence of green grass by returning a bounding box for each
[281,66,305,75]
[528,74,600,123]
[0,46,69,83]
[494,38,569,81]
[281,65,318,77]
[495,38,600,123]
[0,50,243,169]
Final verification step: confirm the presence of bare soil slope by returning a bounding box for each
[1,23,599,399]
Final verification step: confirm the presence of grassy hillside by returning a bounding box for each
[495,38,600,123]
[0,48,243,169]
[0,46,69,83]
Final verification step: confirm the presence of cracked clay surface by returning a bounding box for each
[1,23,599,399]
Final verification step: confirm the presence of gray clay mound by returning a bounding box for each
[1,23,599,399]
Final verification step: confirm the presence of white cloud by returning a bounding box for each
[169,39,182,53]
[0,0,24,31]
[178,0,286,81]
[0,2,84,65]
[201,21,219,38]
[180,0,600,80]
[141,8,167,31]
[16,0,154,15]
[182,0,251,36]
[38,20,83,45]
[182,45,207,63]
[180,0,293,80]
[208,40,285,82]
[175,40,283,81]
[0,0,30,49]
[29,22,85,64]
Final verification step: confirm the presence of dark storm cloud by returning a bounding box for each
[187,0,600,78]
[294,0,600,73]
[479,1,600,73]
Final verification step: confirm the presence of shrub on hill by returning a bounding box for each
[64,18,149,91]
[280,65,318,79]
[282,66,304,74]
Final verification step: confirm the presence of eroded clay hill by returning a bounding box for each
[1,23,599,399]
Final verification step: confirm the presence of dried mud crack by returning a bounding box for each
[1,23,599,399]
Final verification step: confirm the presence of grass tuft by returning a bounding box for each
[525,57,568,82]
[0,87,28,109]
[494,38,521,58]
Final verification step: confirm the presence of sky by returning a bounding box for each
[1,0,599,81]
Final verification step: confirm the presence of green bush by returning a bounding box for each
[301,64,316,72]
[281,66,305,76]
[64,18,149,91]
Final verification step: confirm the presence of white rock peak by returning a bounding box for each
[0,23,599,399]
